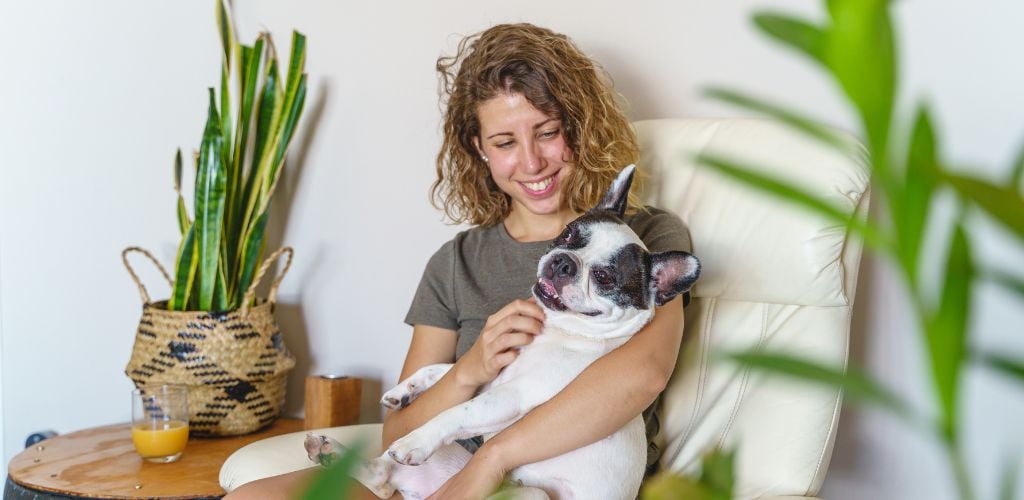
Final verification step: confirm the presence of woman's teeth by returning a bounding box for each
[523,177,553,192]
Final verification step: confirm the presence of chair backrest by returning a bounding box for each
[635,118,870,498]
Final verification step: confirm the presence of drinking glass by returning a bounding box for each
[131,385,190,463]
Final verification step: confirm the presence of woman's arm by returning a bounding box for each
[381,324,472,447]
[383,299,546,448]
[427,296,685,497]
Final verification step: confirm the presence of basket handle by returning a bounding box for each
[122,247,174,305]
[240,247,294,317]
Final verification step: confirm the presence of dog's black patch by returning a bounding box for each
[592,243,649,310]
[551,220,589,250]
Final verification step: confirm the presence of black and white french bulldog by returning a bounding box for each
[305,164,700,499]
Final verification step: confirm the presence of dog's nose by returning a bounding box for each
[548,253,577,279]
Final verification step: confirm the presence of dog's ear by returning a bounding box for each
[595,164,636,217]
[649,251,701,306]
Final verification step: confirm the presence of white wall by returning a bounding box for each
[2,1,1022,498]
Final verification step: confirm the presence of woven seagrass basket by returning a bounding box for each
[122,246,296,437]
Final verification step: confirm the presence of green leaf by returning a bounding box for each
[704,87,859,156]
[300,441,364,500]
[725,350,909,416]
[753,13,826,65]
[174,149,190,235]
[983,269,1024,301]
[642,448,735,500]
[1010,139,1024,194]
[215,0,233,69]
[169,224,197,310]
[233,211,268,309]
[979,352,1024,385]
[268,73,307,187]
[195,89,227,311]
[696,153,887,251]
[895,105,939,286]
[924,223,972,441]
[822,0,897,169]
[999,454,1021,500]
[944,173,1024,242]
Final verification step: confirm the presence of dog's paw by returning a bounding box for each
[380,383,415,410]
[303,433,345,466]
[386,430,439,466]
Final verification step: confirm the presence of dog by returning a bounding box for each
[305,164,700,499]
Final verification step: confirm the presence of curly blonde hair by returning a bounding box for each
[432,23,642,227]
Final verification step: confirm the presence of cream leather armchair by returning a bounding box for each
[219,118,870,499]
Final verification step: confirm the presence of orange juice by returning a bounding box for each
[131,420,189,458]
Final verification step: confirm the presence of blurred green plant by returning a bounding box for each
[669,0,1024,499]
[301,441,365,500]
[169,0,307,311]
[642,448,736,500]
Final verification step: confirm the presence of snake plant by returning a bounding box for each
[168,0,307,312]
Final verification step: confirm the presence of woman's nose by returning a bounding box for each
[520,140,544,174]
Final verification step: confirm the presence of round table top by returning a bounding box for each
[7,418,304,499]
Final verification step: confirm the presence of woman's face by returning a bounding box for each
[475,92,575,219]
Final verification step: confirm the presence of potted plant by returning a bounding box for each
[122,0,308,436]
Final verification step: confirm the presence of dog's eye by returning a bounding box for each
[559,228,573,243]
[592,269,614,285]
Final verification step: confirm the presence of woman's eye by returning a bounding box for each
[592,269,614,285]
[495,141,514,149]
[539,129,559,139]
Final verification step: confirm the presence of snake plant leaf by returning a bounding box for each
[821,0,896,169]
[212,260,229,312]
[268,73,307,192]
[174,149,191,235]
[696,153,887,251]
[925,223,972,441]
[704,87,861,157]
[896,105,939,286]
[169,224,197,310]
[725,350,911,417]
[234,211,268,308]
[195,88,227,311]
[944,173,1024,242]
[301,441,364,500]
[752,12,826,65]
[238,57,282,244]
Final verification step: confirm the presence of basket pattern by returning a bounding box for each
[123,247,296,436]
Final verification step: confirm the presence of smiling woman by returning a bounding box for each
[224,22,692,500]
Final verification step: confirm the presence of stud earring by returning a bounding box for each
[481,155,489,163]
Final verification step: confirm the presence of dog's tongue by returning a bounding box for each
[538,278,558,297]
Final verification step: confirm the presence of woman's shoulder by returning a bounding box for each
[427,224,505,258]
[623,205,691,253]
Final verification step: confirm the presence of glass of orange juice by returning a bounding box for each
[131,385,189,463]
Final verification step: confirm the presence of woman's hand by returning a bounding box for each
[454,299,545,390]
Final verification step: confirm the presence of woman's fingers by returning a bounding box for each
[491,350,519,370]
[494,332,535,352]
[486,299,545,328]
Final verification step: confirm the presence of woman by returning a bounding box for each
[228,22,689,499]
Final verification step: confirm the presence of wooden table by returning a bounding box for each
[6,418,304,499]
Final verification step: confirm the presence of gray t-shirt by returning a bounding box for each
[404,206,692,476]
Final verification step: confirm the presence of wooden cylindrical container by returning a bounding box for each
[304,375,362,430]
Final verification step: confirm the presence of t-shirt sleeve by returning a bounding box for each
[404,240,459,331]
